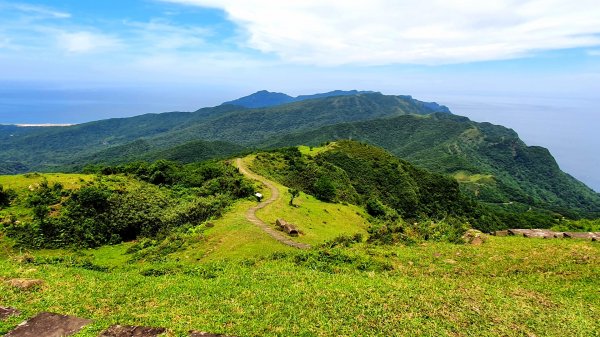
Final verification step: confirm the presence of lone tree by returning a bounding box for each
[288,188,300,206]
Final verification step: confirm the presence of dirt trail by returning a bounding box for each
[235,158,311,250]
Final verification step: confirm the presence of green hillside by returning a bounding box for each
[1,91,598,219]
[1,156,598,336]
[70,139,247,169]
[264,114,600,217]
[0,93,446,172]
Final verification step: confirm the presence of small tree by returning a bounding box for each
[288,188,300,206]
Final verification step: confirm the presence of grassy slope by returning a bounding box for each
[238,155,369,246]
[0,173,94,220]
[1,171,599,336]
[0,173,94,192]
[264,114,600,216]
[0,237,598,336]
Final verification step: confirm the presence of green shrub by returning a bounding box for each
[0,184,16,207]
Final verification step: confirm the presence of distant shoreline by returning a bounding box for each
[2,123,75,127]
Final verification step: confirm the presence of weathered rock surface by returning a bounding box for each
[503,229,599,241]
[462,229,487,245]
[99,325,166,337]
[0,307,21,320]
[4,312,91,337]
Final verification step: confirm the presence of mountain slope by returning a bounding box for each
[1,90,597,217]
[0,92,446,171]
[155,92,452,146]
[222,89,378,108]
[0,105,244,171]
[263,114,600,216]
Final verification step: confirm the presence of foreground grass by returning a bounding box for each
[1,237,598,336]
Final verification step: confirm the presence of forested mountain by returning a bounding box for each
[1,90,598,217]
[264,113,600,216]
[222,90,377,108]
[0,92,446,171]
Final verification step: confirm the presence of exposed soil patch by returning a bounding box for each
[5,278,44,290]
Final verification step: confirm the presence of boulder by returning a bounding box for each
[564,232,596,240]
[4,312,91,337]
[462,229,486,245]
[493,230,509,237]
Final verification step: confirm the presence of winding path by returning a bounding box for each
[235,158,311,250]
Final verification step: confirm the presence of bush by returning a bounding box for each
[368,218,469,245]
[6,160,254,249]
[0,184,16,207]
[313,177,336,202]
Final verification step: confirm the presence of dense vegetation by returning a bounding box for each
[1,90,598,225]
[264,113,600,218]
[252,142,576,235]
[0,93,449,173]
[1,148,598,336]
[254,142,474,219]
[1,161,254,248]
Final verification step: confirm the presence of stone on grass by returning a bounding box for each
[522,229,555,239]
[0,307,21,320]
[564,232,596,240]
[99,325,166,337]
[493,230,508,237]
[4,312,91,337]
[462,229,487,245]
[5,278,44,290]
[507,229,530,237]
[189,331,238,337]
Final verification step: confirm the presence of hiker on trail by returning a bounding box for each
[255,192,263,202]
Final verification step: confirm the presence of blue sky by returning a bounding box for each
[0,0,599,190]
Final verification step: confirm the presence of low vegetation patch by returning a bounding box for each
[1,160,254,249]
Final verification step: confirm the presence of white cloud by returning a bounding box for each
[125,19,211,50]
[57,31,120,54]
[7,3,71,19]
[162,0,600,65]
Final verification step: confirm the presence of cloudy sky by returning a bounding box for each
[0,0,599,190]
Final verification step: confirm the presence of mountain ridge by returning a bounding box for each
[0,90,597,217]
[221,89,375,108]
